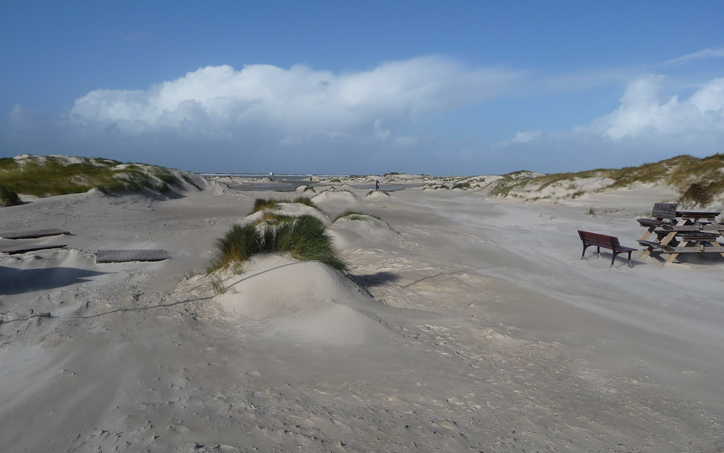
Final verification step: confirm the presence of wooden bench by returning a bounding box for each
[637,203,678,229]
[578,230,637,267]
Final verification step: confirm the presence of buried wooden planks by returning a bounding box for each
[96,249,170,263]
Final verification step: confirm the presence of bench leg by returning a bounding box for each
[597,246,601,259]
[581,243,589,260]
[610,251,617,268]
[628,251,633,267]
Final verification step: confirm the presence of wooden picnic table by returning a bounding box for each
[638,209,724,265]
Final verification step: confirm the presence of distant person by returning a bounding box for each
[375,179,380,191]
[310,176,313,182]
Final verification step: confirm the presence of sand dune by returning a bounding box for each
[1,179,724,451]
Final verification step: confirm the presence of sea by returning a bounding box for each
[199,173,413,192]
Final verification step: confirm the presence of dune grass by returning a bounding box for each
[292,196,318,209]
[0,185,22,206]
[0,156,185,197]
[251,197,279,213]
[489,153,724,205]
[208,214,347,273]
[334,210,381,222]
[251,196,319,215]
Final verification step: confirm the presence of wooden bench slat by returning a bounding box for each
[637,203,678,227]
[578,230,636,268]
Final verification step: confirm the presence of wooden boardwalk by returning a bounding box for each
[96,250,170,263]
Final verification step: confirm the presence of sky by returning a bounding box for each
[1,1,724,175]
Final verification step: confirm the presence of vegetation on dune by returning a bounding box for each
[0,185,22,206]
[291,196,319,209]
[489,153,724,206]
[251,197,279,214]
[0,155,194,198]
[334,210,381,222]
[208,214,347,273]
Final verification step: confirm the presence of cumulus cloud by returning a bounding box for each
[594,75,724,140]
[486,75,724,172]
[0,56,526,173]
[69,57,522,142]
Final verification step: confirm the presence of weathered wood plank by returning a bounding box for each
[0,244,67,254]
[96,250,170,263]
[0,228,70,239]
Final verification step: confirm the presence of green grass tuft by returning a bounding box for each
[208,215,347,273]
[209,224,262,271]
[0,185,22,206]
[154,169,180,186]
[334,210,381,222]
[292,196,319,209]
[0,155,192,197]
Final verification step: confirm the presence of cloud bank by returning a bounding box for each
[2,54,724,174]
[70,57,519,140]
[492,75,724,172]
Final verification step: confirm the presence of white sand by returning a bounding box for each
[1,181,724,451]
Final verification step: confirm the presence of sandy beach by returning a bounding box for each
[1,177,724,452]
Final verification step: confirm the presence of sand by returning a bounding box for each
[1,179,724,452]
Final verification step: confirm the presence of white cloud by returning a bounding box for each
[484,75,724,173]
[69,57,523,143]
[595,75,724,140]
[491,129,541,148]
[511,130,542,143]
[663,46,724,66]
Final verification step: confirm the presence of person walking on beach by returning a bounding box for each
[375,179,380,191]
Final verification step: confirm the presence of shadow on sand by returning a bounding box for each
[351,271,400,287]
[0,266,110,295]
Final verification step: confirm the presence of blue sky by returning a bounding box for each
[2,1,724,174]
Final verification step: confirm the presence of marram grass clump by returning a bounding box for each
[0,185,22,207]
[250,196,318,215]
[251,197,279,214]
[0,155,192,197]
[292,196,318,209]
[334,210,381,222]
[208,214,347,273]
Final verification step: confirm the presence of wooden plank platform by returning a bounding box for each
[96,250,170,263]
[0,228,70,239]
[0,244,67,254]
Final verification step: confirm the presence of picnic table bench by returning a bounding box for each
[578,230,637,267]
[637,204,724,265]
[637,203,678,233]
